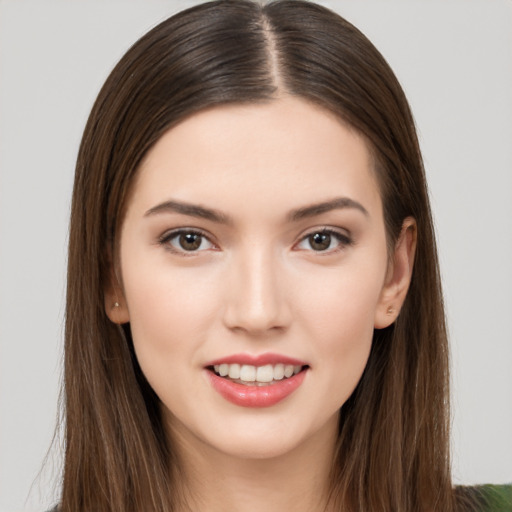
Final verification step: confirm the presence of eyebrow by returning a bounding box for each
[287,197,369,221]
[144,196,368,224]
[144,200,232,224]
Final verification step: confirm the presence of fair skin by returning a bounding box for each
[106,97,416,512]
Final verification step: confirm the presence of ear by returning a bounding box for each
[104,264,130,325]
[374,217,417,329]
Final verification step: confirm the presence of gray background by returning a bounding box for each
[1,1,511,510]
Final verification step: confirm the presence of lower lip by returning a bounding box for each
[206,369,307,408]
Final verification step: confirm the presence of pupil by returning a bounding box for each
[179,233,201,250]
[310,232,330,251]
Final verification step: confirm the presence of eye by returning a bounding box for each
[159,229,215,254]
[296,228,352,253]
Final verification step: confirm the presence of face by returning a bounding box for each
[108,97,410,462]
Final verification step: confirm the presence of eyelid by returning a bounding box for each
[294,226,353,254]
[158,227,217,255]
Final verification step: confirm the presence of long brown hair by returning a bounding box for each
[63,1,456,510]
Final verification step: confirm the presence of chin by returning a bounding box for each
[196,408,339,463]
[211,430,307,461]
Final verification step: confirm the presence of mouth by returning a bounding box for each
[207,363,308,386]
[204,355,310,408]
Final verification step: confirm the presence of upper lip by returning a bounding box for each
[204,352,308,367]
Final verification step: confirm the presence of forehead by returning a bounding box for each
[128,97,382,222]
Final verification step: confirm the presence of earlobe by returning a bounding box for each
[374,217,417,329]
[104,269,130,325]
[105,296,130,325]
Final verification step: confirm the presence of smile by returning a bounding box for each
[205,354,309,408]
[212,363,303,385]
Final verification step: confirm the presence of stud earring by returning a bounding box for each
[386,305,394,315]
[113,302,120,308]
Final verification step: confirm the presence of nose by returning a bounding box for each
[222,248,291,335]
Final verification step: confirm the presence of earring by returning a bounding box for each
[386,305,394,315]
[113,302,120,308]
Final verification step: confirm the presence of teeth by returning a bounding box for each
[256,364,274,382]
[274,363,284,380]
[212,363,304,383]
[239,365,256,381]
[228,363,240,379]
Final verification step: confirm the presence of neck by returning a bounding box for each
[169,416,339,512]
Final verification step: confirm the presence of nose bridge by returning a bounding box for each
[223,243,289,334]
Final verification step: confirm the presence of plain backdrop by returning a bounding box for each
[0,1,511,510]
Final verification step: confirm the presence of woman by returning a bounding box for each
[55,0,509,511]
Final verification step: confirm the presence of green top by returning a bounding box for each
[46,485,512,511]
[456,484,512,511]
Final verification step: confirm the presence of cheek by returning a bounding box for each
[294,263,384,397]
[297,259,383,335]
[121,258,221,385]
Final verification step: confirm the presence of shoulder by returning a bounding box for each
[455,484,512,512]
[44,487,512,512]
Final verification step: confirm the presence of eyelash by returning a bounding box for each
[295,228,353,254]
[158,227,353,256]
[158,228,216,256]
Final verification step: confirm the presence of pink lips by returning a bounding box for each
[206,353,307,367]
[204,353,309,408]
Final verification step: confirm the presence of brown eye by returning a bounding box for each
[308,232,332,251]
[296,229,352,253]
[160,229,214,254]
[179,232,203,251]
